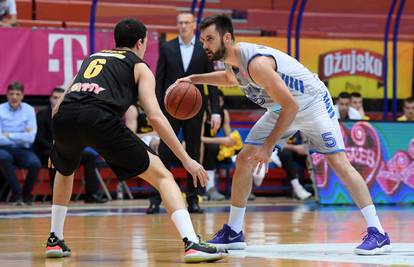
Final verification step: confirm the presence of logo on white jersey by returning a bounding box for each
[319,49,383,81]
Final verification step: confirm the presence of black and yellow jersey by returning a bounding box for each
[63,49,146,116]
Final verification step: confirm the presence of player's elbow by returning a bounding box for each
[283,100,299,115]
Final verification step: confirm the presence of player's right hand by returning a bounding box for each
[182,158,207,188]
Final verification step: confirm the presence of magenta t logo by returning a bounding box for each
[48,33,88,88]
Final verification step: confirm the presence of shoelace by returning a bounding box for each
[196,235,215,249]
[361,231,378,243]
[212,229,225,239]
[199,240,216,249]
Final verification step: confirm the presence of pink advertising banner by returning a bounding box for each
[0,27,159,95]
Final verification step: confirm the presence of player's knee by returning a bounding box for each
[236,152,248,165]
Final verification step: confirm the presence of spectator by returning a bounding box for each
[33,88,107,203]
[149,12,221,214]
[254,133,312,201]
[200,90,230,201]
[273,134,312,200]
[0,81,41,205]
[125,104,160,153]
[334,92,362,120]
[350,92,370,120]
[397,97,414,121]
[0,0,17,27]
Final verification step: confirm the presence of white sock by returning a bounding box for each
[51,205,68,240]
[361,205,385,234]
[228,205,246,233]
[171,209,198,243]
[206,170,215,191]
[291,178,300,187]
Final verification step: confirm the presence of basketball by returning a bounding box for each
[164,82,202,120]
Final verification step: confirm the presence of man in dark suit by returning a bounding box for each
[148,12,221,214]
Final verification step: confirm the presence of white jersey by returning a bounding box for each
[226,42,333,117]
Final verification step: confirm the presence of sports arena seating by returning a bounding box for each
[15,0,414,40]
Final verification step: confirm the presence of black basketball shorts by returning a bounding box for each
[51,103,154,181]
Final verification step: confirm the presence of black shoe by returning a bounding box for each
[12,199,25,206]
[45,232,71,258]
[23,195,33,206]
[146,202,160,214]
[188,200,204,214]
[183,237,228,263]
[84,194,108,204]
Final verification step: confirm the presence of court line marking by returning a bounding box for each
[0,233,178,241]
[229,243,414,265]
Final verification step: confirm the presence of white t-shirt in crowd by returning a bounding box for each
[0,0,17,19]
[334,105,362,120]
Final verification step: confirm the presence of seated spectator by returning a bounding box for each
[274,133,312,200]
[33,88,107,203]
[123,103,160,201]
[350,92,370,120]
[0,81,41,205]
[334,91,362,120]
[125,103,160,153]
[0,0,17,27]
[254,132,312,201]
[200,91,231,201]
[397,97,414,121]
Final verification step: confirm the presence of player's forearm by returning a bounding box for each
[264,106,298,152]
[189,71,235,87]
[148,113,190,162]
[201,136,228,145]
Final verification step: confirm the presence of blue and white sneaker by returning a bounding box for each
[207,224,247,250]
[354,227,392,255]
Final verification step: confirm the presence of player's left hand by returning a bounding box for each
[210,114,221,132]
[248,146,273,175]
[182,158,208,188]
[175,75,193,85]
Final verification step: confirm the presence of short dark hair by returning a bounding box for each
[351,92,362,98]
[52,87,65,94]
[199,14,235,41]
[338,91,351,99]
[114,18,147,48]
[404,97,414,104]
[7,81,24,92]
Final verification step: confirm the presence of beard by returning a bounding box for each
[205,40,227,61]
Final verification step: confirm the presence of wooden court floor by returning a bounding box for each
[0,199,413,266]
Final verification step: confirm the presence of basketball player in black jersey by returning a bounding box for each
[44,18,227,263]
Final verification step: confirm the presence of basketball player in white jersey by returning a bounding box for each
[177,14,390,255]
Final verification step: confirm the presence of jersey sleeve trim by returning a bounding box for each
[246,53,278,85]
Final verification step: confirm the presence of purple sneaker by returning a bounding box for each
[207,224,247,250]
[354,227,392,255]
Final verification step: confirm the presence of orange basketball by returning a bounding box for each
[164,82,202,120]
